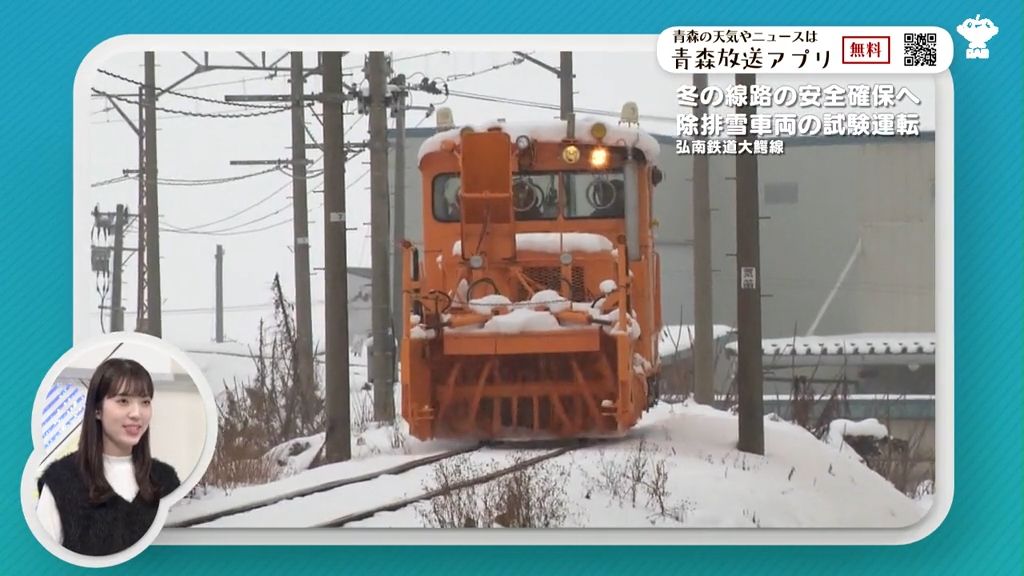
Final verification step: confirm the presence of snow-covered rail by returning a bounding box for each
[315,441,592,527]
[167,445,481,528]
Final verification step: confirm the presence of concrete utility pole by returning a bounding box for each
[135,86,149,333]
[512,51,574,124]
[143,52,162,337]
[692,73,714,405]
[391,74,406,362]
[735,73,765,455]
[110,204,126,332]
[367,52,395,422]
[290,52,316,405]
[215,244,224,343]
[559,51,573,121]
[321,51,352,462]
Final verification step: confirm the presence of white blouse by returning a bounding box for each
[36,454,139,544]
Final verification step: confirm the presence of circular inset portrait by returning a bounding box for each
[22,333,216,567]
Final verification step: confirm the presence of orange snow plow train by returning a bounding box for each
[400,112,663,440]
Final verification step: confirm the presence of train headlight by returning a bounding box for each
[589,122,608,140]
[562,145,580,164]
[515,135,532,150]
[589,146,609,168]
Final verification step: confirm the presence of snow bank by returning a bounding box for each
[355,401,923,529]
[418,117,662,165]
[826,418,889,447]
[263,433,325,478]
[179,400,923,529]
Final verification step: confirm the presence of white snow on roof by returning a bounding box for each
[418,117,661,164]
[658,324,734,358]
[453,232,613,256]
[726,332,937,357]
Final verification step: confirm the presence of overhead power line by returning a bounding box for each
[170,155,324,230]
[93,89,297,119]
[162,201,296,235]
[161,217,295,237]
[443,55,524,82]
[92,165,285,189]
[96,68,292,110]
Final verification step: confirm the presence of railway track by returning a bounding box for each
[170,437,611,528]
[316,443,579,527]
[167,444,480,528]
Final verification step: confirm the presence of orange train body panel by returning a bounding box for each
[401,119,663,440]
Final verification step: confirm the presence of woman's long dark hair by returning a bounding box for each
[77,358,159,505]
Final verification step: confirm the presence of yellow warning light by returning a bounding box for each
[589,147,609,168]
[590,122,608,140]
[562,145,581,164]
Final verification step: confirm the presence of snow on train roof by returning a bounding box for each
[417,117,661,165]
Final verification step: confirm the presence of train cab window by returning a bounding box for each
[432,173,461,222]
[512,174,558,221]
[564,171,625,219]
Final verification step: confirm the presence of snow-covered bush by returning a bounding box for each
[201,274,325,490]
[587,440,676,519]
[417,453,571,528]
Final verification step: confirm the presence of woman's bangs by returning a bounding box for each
[109,375,153,398]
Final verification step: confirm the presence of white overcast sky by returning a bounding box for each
[77,47,936,346]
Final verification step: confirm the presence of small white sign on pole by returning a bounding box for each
[741,266,757,290]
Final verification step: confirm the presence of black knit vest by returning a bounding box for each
[37,452,180,556]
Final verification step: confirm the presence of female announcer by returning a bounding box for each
[36,358,180,556]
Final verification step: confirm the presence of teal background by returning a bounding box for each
[2,1,1021,573]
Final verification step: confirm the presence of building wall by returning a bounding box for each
[653,134,935,337]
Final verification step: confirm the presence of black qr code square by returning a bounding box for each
[904,32,937,66]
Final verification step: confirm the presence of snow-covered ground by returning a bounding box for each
[171,396,927,529]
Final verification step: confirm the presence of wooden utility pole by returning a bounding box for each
[692,73,714,404]
[368,52,395,422]
[110,204,126,332]
[321,51,352,462]
[290,52,316,406]
[735,73,765,455]
[215,244,224,343]
[143,52,162,337]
